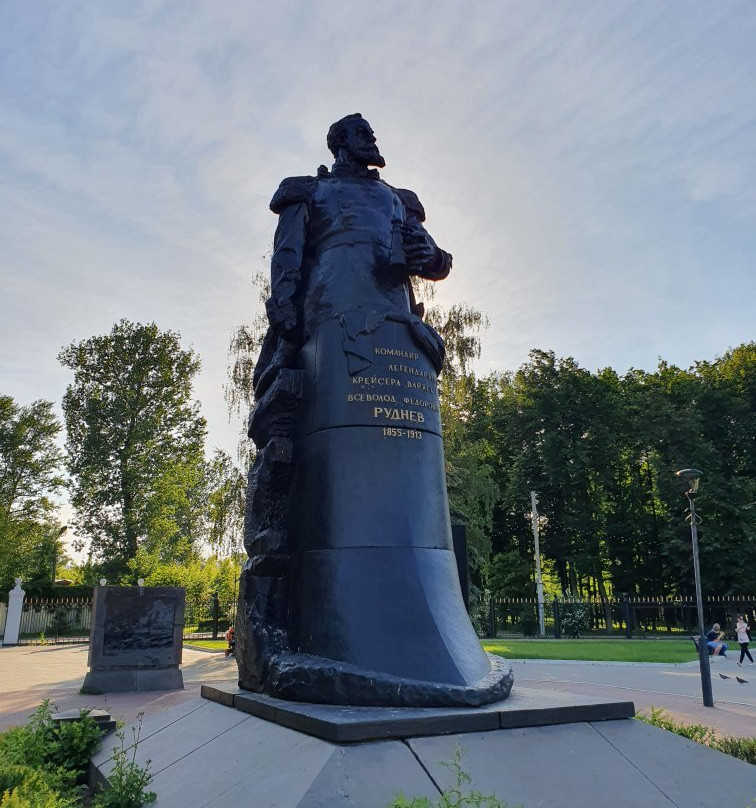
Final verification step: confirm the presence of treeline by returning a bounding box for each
[1,313,754,604]
[442,343,756,601]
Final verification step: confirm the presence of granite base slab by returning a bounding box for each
[200,683,634,742]
[83,667,183,693]
[91,697,755,807]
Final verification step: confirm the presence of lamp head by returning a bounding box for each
[675,468,703,494]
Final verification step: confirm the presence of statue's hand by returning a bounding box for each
[265,297,299,335]
[402,227,436,271]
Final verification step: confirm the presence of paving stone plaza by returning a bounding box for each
[1,643,754,806]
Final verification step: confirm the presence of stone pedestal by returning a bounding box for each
[83,585,185,693]
[238,317,513,706]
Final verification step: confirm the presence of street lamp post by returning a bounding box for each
[530,491,546,637]
[675,468,713,708]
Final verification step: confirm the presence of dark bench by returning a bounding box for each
[691,635,714,655]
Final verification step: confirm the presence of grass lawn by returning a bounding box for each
[184,639,227,651]
[482,638,699,663]
[187,637,700,662]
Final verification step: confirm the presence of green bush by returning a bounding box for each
[516,607,538,637]
[714,735,756,765]
[0,703,55,771]
[559,601,590,637]
[48,715,103,777]
[0,755,32,796]
[0,701,103,806]
[50,607,70,636]
[470,589,492,637]
[0,770,75,808]
[0,701,159,807]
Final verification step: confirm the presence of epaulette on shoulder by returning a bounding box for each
[395,188,426,222]
[270,175,316,214]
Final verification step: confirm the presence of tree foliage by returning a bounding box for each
[58,320,207,579]
[473,343,756,598]
[206,449,246,558]
[0,396,66,590]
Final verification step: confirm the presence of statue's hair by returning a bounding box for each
[327,113,363,156]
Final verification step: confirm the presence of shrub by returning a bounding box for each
[470,589,492,637]
[516,607,538,637]
[50,607,70,636]
[48,714,103,778]
[0,770,75,808]
[559,601,590,637]
[714,735,756,765]
[0,700,102,805]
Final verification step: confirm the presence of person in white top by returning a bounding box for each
[735,615,753,666]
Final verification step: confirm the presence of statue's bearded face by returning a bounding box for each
[343,119,385,168]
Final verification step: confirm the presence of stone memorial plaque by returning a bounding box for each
[83,585,184,693]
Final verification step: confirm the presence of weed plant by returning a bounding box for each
[93,714,156,808]
[389,746,520,808]
[638,707,756,765]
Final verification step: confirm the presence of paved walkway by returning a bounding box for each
[0,643,237,732]
[1,644,754,737]
[510,657,756,738]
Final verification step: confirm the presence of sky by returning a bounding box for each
[2,1,755,523]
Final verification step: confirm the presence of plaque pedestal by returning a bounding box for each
[83,585,185,693]
[238,317,512,706]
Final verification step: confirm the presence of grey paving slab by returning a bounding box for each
[297,739,439,808]
[203,682,633,742]
[91,696,206,768]
[409,722,756,808]
[93,699,248,781]
[594,719,756,807]
[93,698,439,807]
[91,692,756,808]
[133,695,208,742]
[151,709,335,808]
[410,723,673,808]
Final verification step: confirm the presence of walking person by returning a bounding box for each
[224,626,236,658]
[735,615,753,666]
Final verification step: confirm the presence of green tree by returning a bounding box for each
[487,550,535,599]
[206,449,246,558]
[423,300,501,598]
[140,459,209,564]
[59,321,207,579]
[226,268,270,465]
[468,343,756,602]
[0,396,65,590]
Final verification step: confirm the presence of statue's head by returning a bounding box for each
[327,113,385,168]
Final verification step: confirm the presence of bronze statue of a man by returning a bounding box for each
[254,113,451,395]
[237,114,513,707]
